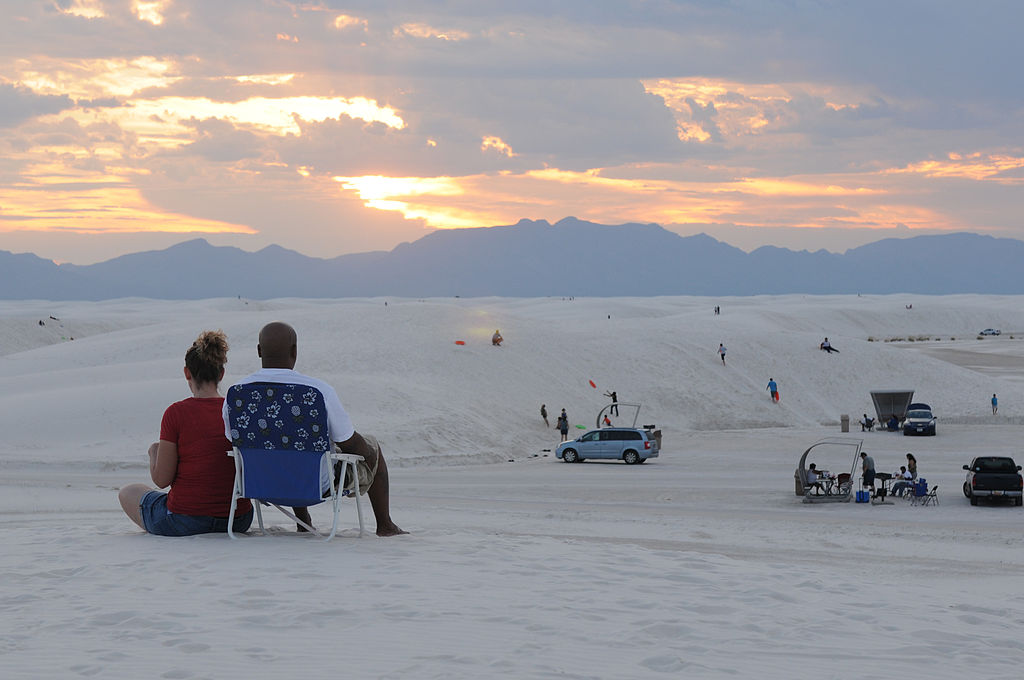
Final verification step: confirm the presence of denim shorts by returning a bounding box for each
[140,491,253,537]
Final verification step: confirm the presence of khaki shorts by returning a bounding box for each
[335,433,381,496]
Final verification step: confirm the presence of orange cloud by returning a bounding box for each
[481,136,516,157]
[133,0,171,26]
[644,77,878,142]
[0,164,254,235]
[14,55,180,99]
[394,23,470,41]
[333,14,368,31]
[57,0,105,19]
[887,153,1024,182]
[327,164,969,237]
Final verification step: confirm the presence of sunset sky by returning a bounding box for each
[2,1,1022,264]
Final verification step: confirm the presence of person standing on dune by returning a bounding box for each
[718,343,727,365]
[766,378,779,403]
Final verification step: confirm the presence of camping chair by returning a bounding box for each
[225,382,366,540]
[909,484,938,507]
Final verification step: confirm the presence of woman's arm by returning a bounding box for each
[150,440,179,488]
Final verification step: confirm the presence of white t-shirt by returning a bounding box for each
[224,368,356,492]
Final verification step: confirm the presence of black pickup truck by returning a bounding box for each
[963,456,1023,506]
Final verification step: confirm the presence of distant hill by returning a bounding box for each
[3,218,1023,299]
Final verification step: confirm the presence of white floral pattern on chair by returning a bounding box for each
[227,383,331,453]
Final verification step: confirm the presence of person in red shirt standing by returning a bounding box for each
[118,330,253,536]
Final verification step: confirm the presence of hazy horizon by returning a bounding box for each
[1,217,955,267]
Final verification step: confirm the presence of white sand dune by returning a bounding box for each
[2,295,1024,678]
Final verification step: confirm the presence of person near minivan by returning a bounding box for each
[558,411,569,442]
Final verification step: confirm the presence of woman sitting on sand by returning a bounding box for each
[117,330,253,536]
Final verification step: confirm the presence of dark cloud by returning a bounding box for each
[0,84,73,128]
[177,118,265,162]
[76,97,124,109]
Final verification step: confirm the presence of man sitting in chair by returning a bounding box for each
[806,463,826,495]
[227,322,406,537]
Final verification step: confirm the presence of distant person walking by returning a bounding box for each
[604,390,619,416]
[718,343,727,365]
[541,404,549,427]
[766,378,779,403]
[992,394,998,415]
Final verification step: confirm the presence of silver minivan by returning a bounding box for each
[556,427,659,464]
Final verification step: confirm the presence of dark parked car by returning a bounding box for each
[903,402,936,436]
[963,456,1023,506]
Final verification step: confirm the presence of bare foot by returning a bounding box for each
[376,523,408,537]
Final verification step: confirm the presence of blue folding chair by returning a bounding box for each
[225,382,365,540]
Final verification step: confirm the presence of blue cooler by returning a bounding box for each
[914,478,927,496]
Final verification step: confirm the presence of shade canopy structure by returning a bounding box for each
[870,390,915,422]
[795,437,863,504]
[595,402,643,428]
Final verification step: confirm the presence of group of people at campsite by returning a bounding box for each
[117,322,406,538]
[807,452,920,497]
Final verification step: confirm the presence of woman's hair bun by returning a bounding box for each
[185,329,228,385]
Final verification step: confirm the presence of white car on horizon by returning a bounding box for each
[979,328,1001,335]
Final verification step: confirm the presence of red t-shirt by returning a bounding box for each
[160,397,251,518]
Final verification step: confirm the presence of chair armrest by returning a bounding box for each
[331,453,365,463]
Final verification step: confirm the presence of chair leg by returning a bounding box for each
[255,503,266,534]
[351,462,366,537]
[228,489,240,539]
